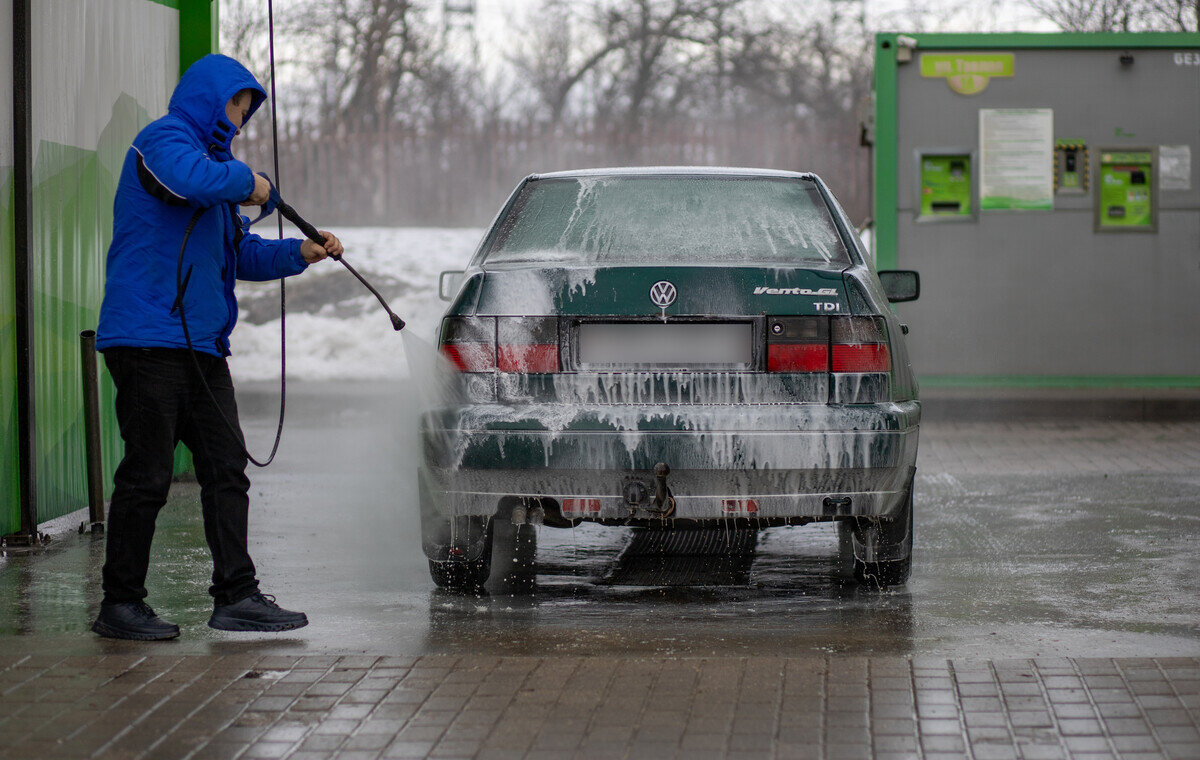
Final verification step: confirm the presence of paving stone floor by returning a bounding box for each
[1,653,1198,760]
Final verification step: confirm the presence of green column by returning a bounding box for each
[179,0,219,75]
[872,34,899,271]
[173,0,219,479]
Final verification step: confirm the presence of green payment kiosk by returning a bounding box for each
[918,152,972,219]
[1096,149,1157,232]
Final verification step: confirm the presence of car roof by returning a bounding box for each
[529,166,818,181]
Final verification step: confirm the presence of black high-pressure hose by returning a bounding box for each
[174,198,407,467]
[170,0,405,468]
[175,207,280,467]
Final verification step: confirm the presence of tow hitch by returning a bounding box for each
[652,463,676,517]
[621,464,676,519]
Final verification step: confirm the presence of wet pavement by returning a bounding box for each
[2,382,1199,758]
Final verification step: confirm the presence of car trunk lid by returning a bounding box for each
[473,265,850,317]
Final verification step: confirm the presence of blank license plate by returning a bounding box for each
[577,323,753,368]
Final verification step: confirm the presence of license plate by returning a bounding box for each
[576,322,753,368]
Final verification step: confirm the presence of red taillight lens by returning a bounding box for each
[439,317,496,372]
[767,344,828,372]
[441,344,496,372]
[498,344,558,373]
[438,316,560,373]
[766,317,829,373]
[497,317,559,373]
[832,344,891,373]
[830,317,891,373]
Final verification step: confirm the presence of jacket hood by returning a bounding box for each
[168,54,267,156]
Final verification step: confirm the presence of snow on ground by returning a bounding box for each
[229,227,484,381]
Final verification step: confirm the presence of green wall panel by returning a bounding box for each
[30,141,118,521]
[19,0,181,530]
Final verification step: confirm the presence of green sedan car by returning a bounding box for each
[421,167,921,591]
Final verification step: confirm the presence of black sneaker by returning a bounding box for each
[91,602,181,641]
[208,593,308,632]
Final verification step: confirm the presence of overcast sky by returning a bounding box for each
[456,0,1058,41]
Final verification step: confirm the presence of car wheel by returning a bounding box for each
[424,513,494,590]
[838,489,913,590]
[428,554,492,591]
[427,517,494,592]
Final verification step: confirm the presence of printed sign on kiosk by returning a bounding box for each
[1096,149,1157,232]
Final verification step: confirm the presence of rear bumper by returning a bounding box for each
[421,401,919,521]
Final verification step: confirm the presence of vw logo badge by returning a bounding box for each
[649,280,677,308]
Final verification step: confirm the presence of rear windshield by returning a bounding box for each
[482,176,849,266]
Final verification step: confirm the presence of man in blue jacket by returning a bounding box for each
[92,54,342,640]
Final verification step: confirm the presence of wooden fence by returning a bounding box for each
[239,119,870,227]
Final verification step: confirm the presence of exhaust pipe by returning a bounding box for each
[653,463,676,517]
[509,501,546,526]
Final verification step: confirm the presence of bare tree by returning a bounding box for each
[1144,0,1199,28]
[511,0,753,129]
[1028,0,1197,30]
[289,0,436,135]
[224,0,881,224]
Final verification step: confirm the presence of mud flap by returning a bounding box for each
[838,467,915,577]
[419,467,493,562]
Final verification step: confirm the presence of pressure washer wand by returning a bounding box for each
[267,181,405,332]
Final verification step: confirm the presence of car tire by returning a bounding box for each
[427,516,539,593]
[426,511,495,592]
[839,489,913,590]
[428,546,492,592]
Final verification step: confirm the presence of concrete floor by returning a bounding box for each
[3,383,1198,660]
[1,382,1198,759]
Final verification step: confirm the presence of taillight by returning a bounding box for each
[831,317,891,373]
[766,317,828,372]
[498,317,559,373]
[438,316,559,373]
[439,317,496,372]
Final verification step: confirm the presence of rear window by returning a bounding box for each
[482,176,849,266]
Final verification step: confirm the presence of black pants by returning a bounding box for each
[101,347,259,607]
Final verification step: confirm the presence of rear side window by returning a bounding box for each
[483,176,848,266]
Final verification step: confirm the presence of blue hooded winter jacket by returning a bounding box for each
[97,54,307,357]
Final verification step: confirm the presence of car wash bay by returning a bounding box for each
[3,12,1200,758]
[2,382,1199,759]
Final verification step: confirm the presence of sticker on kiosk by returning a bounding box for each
[1097,151,1156,231]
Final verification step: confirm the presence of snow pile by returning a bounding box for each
[229,227,483,381]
